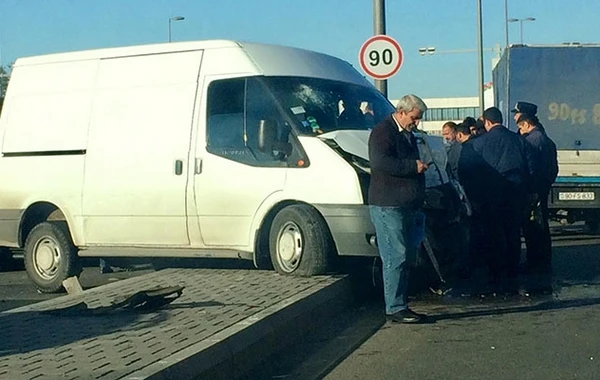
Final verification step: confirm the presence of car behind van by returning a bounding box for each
[0,40,404,292]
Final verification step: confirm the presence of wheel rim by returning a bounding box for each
[276,221,303,273]
[33,236,62,280]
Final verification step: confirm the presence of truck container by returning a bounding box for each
[493,44,600,230]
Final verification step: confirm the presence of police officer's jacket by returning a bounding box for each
[522,127,558,193]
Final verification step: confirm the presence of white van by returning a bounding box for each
[0,40,405,292]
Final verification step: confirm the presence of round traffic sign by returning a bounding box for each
[359,35,403,80]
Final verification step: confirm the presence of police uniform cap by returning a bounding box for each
[511,101,538,115]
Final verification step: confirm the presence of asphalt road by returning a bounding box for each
[2,227,600,380]
[245,228,600,380]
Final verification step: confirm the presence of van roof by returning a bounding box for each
[15,40,243,65]
[14,39,369,87]
[14,40,348,67]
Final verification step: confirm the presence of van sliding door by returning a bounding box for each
[82,51,203,246]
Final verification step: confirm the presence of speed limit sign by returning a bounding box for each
[359,35,403,80]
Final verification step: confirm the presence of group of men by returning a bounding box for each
[368,95,558,324]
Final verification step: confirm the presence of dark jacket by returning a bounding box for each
[458,135,499,205]
[522,127,558,192]
[368,114,425,208]
[446,141,462,181]
[471,125,531,188]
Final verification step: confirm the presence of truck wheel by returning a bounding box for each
[269,205,334,276]
[586,218,600,235]
[24,222,80,293]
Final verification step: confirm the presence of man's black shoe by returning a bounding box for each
[387,309,427,324]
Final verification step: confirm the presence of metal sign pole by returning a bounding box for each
[373,0,388,97]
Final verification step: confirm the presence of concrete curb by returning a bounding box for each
[124,275,353,380]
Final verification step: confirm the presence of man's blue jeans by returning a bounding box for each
[369,206,418,315]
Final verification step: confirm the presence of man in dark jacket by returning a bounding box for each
[516,113,558,275]
[470,107,531,292]
[368,94,429,324]
[511,101,546,133]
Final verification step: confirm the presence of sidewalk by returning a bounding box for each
[0,268,352,380]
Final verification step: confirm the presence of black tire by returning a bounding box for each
[269,204,334,276]
[24,222,80,293]
[586,219,600,235]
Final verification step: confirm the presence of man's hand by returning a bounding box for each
[416,160,429,173]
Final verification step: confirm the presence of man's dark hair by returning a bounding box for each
[442,121,457,131]
[456,123,471,135]
[462,116,477,128]
[516,113,539,125]
[482,107,503,125]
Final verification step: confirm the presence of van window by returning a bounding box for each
[259,77,394,135]
[206,78,296,167]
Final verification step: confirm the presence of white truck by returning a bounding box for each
[0,40,406,292]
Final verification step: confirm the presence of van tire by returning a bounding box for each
[269,205,334,276]
[24,222,80,293]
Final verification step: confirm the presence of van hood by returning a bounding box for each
[318,130,370,160]
[319,129,450,188]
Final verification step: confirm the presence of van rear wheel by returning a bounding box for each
[269,205,334,276]
[24,222,81,293]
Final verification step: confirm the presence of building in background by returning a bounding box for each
[389,85,494,135]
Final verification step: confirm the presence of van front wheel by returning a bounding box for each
[269,205,334,276]
[24,222,80,293]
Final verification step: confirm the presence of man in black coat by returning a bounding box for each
[469,107,531,292]
[368,94,429,324]
[516,113,558,275]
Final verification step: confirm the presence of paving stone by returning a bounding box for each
[0,269,345,380]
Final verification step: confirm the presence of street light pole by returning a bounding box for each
[373,0,387,97]
[504,0,509,49]
[168,16,185,43]
[476,0,485,115]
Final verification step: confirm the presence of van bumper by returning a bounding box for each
[314,204,378,257]
[0,209,22,247]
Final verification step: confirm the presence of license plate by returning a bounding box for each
[558,192,596,201]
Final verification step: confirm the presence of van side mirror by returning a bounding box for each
[258,119,278,152]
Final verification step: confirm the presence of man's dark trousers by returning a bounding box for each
[523,189,552,273]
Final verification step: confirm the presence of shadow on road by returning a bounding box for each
[431,296,600,322]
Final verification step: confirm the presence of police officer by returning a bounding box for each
[469,107,530,293]
[511,101,546,133]
[516,112,558,276]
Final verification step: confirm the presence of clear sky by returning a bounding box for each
[0,0,597,99]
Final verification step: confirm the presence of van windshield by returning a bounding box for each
[261,76,395,136]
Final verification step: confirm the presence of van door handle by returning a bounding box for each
[194,158,203,174]
[174,160,183,175]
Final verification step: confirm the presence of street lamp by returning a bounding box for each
[168,16,185,43]
[418,47,437,55]
[507,17,536,45]
[418,46,500,57]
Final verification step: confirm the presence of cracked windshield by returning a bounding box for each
[263,76,395,135]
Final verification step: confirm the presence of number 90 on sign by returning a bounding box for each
[359,35,403,80]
